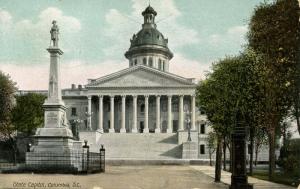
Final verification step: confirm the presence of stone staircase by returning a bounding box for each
[79,132,182,160]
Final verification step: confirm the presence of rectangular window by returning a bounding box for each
[200,124,205,134]
[200,145,205,154]
[71,107,77,116]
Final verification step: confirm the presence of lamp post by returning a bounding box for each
[184,104,192,142]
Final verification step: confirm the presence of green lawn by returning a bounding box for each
[251,170,300,187]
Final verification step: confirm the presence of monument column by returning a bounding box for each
[27,20,73,156]
[191,94,196,131]
[109,95,115,133]
[167,95,172,133]
[132,95,138,133]
[87,95,92,131]
[179,95,184,131]
[155,95,161,133]
[120,95,126,133]
[98,95,103,133]
[144,95,149,133]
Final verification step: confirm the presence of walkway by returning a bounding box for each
[190,165,297,189]
[0,166,226,189]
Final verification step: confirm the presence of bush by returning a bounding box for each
[278,138,300,177]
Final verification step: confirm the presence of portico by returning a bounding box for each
[86,92,196,133]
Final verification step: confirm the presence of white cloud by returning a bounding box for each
[0,60,127,90]
[102,0,200,56]
[170,54,210,81]
[208,25,248,47]
[0,7,81,62]
[0,8,12,32]
[0,8,12,24]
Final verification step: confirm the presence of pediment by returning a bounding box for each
[86,65,195,88]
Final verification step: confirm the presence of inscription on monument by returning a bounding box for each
[47,112,58,125]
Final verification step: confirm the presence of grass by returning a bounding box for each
[251,169,300,187]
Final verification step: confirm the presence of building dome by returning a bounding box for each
[130,27,168,48]
[125,6,173,71]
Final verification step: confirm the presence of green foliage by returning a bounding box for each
[278,138,300,177]
[196,51,259,136]
[248,0,300,130]
[206,131,217,151]
[12,93,46,136]
[0,71,17,140]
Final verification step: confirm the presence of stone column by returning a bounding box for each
[155,95,161,133]
[87,95,92,131]
[109,95,115,133]
[179,95,184,131]
[120,95,126,133]
[167,95,172,133]
[132,95,138,133]
[191,94,196,131]
[98,95,103,133]
[144,95,149,133]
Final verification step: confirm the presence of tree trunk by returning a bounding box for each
[268,127,276,180]
[223,137,226,171]
[249,127,254,176]
[228,145,232,172]
[209,150,212,166]
[215,136,222,182]
[254,142,259,166]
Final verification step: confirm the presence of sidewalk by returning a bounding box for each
[190,165,297,189]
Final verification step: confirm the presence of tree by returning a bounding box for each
[11,93,46,136]
[197,53,258,181]
[0,71,17,163]
[0,71,17,139]
[248,0,300,179]
[206,131,217,166]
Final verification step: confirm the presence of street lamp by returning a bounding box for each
[184,104,192,142]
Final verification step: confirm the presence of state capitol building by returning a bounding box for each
[18,5,271,161]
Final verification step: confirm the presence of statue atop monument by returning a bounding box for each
[50,20,59,47]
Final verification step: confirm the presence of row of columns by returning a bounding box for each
[87,95,196,133]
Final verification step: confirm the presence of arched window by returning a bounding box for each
[162,61,165,71]
[149,57,153,67]
[140,104,145,113]
[158,59,162,70]
[143,58,147,65]
[134,59,137,65]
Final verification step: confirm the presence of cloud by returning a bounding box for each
[0,7,81,63]
[0,8,12,24]
[102,0,200,57]
[170,54,210,81]
[0,60,127,90]
[0,8,12,32]
[208,25,248,47]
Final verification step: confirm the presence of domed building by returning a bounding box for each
[21,6,208,160]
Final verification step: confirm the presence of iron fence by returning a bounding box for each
[0,146,105,174]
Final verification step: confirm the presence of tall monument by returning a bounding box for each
[26,21,77,170]
[32,20,73,151]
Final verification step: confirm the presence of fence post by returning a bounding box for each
[82,140,89,173]
[100,144,105,172]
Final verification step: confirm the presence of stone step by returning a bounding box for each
[79,132,182,159]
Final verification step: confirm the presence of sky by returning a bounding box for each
[0,0,265,90]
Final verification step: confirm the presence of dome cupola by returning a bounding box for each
[125,5,173,72]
